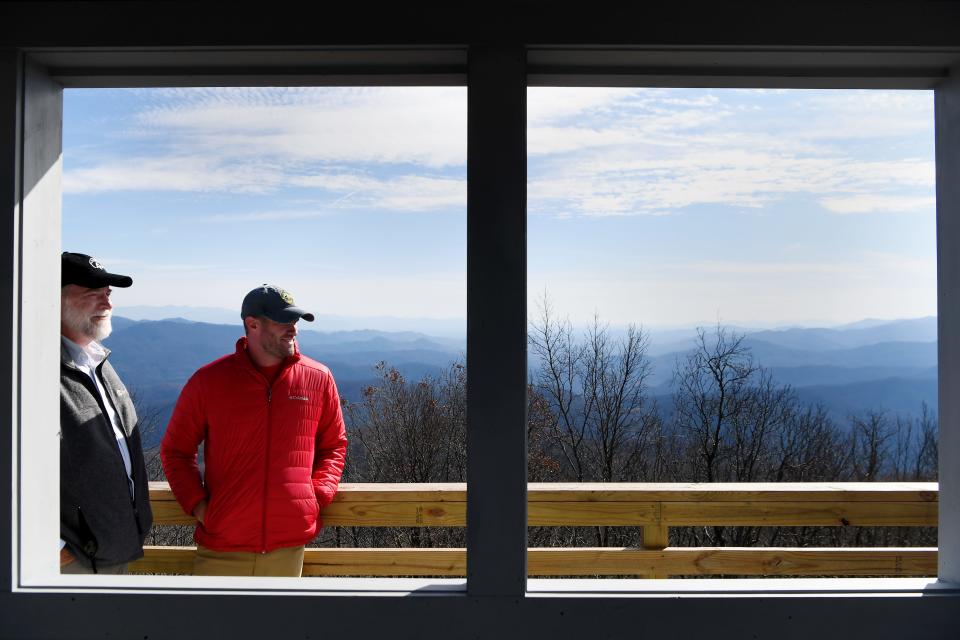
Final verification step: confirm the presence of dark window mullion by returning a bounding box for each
[935,72,960,584]
[466,44,528,597]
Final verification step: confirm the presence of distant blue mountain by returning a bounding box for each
[741,339,937,369]
[105,315,937,448]
[764,364,936,388]
[645,317,937,389]
[611,319,938,424]
[104,318,463,383]
[103,317,463,448]
[794,377,938,423]
[746,317,937,351]
[114,305,466,337]
[646,317,936,356]
[648,340,936,388]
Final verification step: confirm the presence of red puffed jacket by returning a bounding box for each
[160,338,348,553]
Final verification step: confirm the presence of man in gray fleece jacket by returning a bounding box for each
[59,252,152,573]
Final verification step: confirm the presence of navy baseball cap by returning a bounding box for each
[241,284,315,323]
[62,252,133,288]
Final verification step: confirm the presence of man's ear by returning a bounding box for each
[243,316,259,333]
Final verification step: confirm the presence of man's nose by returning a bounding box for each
[97,289,112,308]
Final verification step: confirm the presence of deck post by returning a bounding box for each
[642,523,670,578]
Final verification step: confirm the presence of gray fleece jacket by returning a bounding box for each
[60,342,153,570]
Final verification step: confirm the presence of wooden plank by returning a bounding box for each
[526,548,938,577]
[130,546,196,575]
[148,484,468,526]
[528,502,659,526]
[661,501,938,526]
[150,481,938,504]
[149,499,197,526]
[131,546,937,577]
[147,481,468,504]
[527,482,939,503]
[322,501,466,527]
[148,483,939,528]
[321,483,466,502]
[302,548,465,576]
[131,547,468,577]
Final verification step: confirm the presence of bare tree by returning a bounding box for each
[529,297,588,482]
[128,387,167,482]
[128,388,196,549]
[529,297,659,546]
[670,325,834,547]
[849,410,893,482]
[337,361,467,550]
[774,404,848,482]
[529,298,658,485]
[672,324,758,484]
[349,361,466,485]
[528,384,563,482]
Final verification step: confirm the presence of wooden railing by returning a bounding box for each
[133,481,938,577]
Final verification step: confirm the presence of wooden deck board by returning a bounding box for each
[660,501,938,526]
[130,546,937,577]
[148,482,939,527]
[148,481,939,505]
[527,547,937,577]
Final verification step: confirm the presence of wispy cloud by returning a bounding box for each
[292,173,465,211]
[530,151,934,217]
[134,87,467,167]
[196,173,466,222]
[66,87,467,197]
[819,194,935,215]
[63,156,287,194]
[68,87,932,219]
[63,86,936,326]
[528,89,934,217]
[527,87,647,125]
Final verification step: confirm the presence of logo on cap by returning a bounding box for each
[279,288,294,305]
[88,258,104,271]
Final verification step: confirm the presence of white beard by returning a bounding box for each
[62,302,112,342]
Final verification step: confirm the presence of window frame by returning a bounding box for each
[3,41,960,639]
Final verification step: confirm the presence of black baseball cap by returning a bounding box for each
[241,284,315,323]
[62,252,133,288]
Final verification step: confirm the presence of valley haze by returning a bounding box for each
[103,306,937,449]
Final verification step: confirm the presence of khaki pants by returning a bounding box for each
[193,543,305,577]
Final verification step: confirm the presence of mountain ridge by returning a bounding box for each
[101,315,938,449]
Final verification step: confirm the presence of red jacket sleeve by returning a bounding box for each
[312,372,347,508]
[160,372,208,518]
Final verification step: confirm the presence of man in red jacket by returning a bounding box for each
[161,284,348,577]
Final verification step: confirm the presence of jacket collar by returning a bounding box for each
[61,335,111,370]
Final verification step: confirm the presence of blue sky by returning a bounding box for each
[63,87,935,329]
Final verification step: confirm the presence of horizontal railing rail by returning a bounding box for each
[134,481,938,577]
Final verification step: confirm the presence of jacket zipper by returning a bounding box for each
[248,353,293,554]
[261,384,273,553]
[95,361,140,514]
